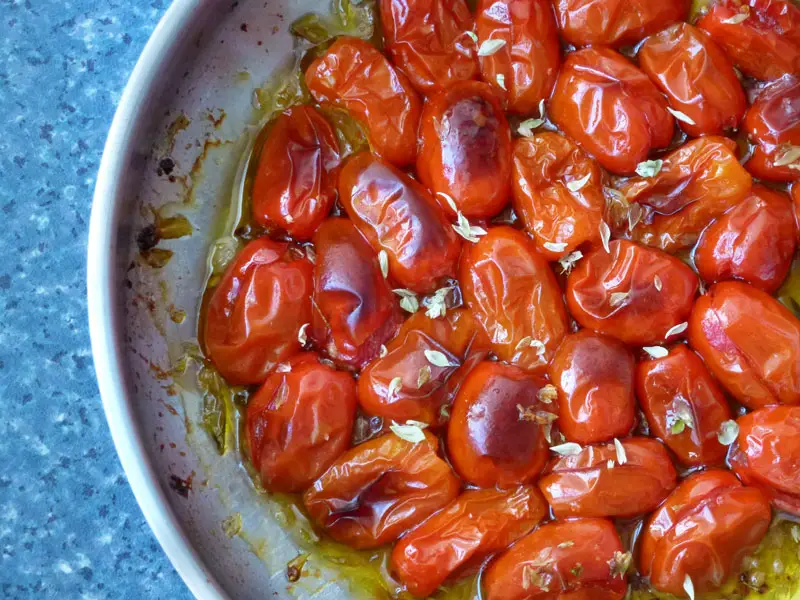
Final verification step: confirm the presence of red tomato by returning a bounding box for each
[303,431,460,549]
[743,75,800,181]
[688,281,800,408]
[246,353,356,492]
[639,470,771,597]
[550,47,674,175]
[310,218,401,370]
[548,330,636,445]
[305,37,422,167]
[697,0,800,82]
[483,518,628,600]
[417,81,512,218]
[475,0,561,114]
[538,437,677,518]
[566,240,698,346]
[203,238,313,385]
[358,309,490,426]
[635,345,732,467]
[512,133,605,261]
[392,486,547,598]
[695,185,796,293]
[638,23,746,137]
[380,0,478,95]
[447,361,552,488]
[460,227,569,372]
[794,182,800,236]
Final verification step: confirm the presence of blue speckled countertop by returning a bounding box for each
[0,2,191,598]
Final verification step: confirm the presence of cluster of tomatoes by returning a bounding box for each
[202,0,800,597]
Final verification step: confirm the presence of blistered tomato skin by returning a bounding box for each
[204,238,313,386]
[688,281,800,408]
[548,330,636,445]
[638,23,746,137]
[512,133,605,260]
[417,81,512,219]
[246,353,356,493]
[391,486,547,598]
[639,470,771,597]
[483,518,628,600]
[310,218,401,370]
[695,185,796,293]
[697,0,800,82]
[460,227,569,372]
[539,438,677,519]
[743,76,800,182]
[566,240,698,346]
[635,345,732,467]
[550,47,674,175]
[475,0,561,114]
[447,362,552,489]
[305,37,422,167]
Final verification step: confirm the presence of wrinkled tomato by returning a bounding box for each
[550,47,674,175]
[303,431,460,549]
[512,132,605,261]
[310,218,401,370]
[246,353,356,492]
[204,238,313,385]
[460,227,569,372]
[635,345,732,467]
[639,470,771,597]
[475,0,561,114]
[417,81,512,218]
[392,486,547,598]
[305,37,422,167]
[688,281,800,408]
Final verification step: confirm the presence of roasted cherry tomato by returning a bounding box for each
[380,0,478,95]
[553,0,688,48]
[483,518,628,600]
[392,486,547,598]
[697,0,800,82]
[512,133,605,261]
[548,330,636,445]
[688,281,800,408]
[310,218,401,370]
[635,345,732,467]
[460,227,569,372]
[448,361,552,488]
[246,353,356,492]
[475,0,561,114]
[794,181,800,235]
[305,37,422,167]
[639,470,771,598]
[695,185,796,293]
[638,23,746,137]
[539,437,677,518]
[417,81,512,218]
[729,405,800,515]
[743,75,800,181]
[566,240,698,346]
[358,309,489,426]
[303,431,460,549]
[338,152,461,294]
[550,47,673,175]
[204,238,313,385]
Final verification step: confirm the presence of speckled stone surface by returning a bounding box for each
[0,1,191,598]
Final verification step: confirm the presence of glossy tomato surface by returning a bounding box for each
[305,37,422,167]
[303,432,460,549]
[688,281,800,408]
[392,486,547,598]
[460,227,568,372]
[550,47,674,175]
[246,353,356,492]
[204,238,313,385]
